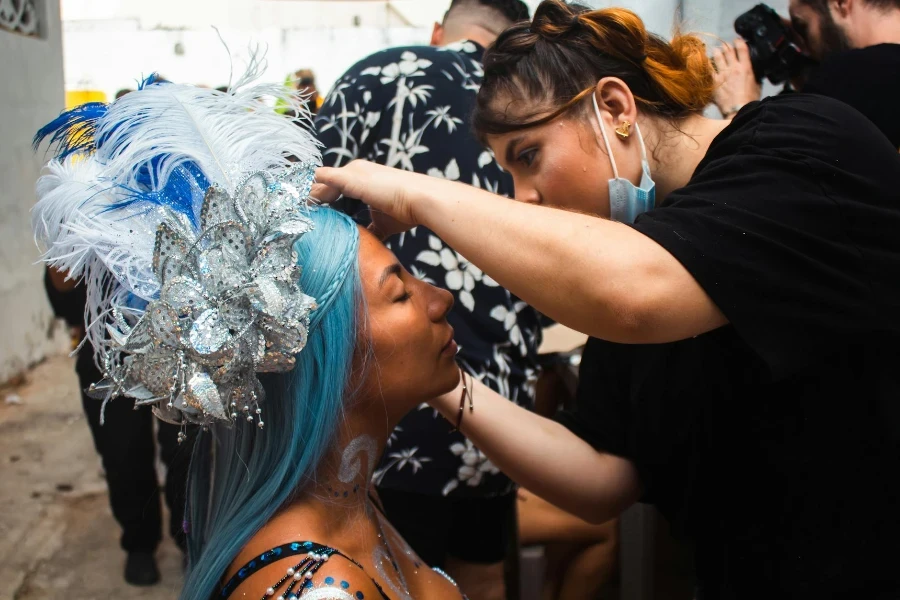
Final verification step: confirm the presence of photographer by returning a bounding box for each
[712,0,900,147]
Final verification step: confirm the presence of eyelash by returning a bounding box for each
[395,290,413,302]
[518,148,537,167]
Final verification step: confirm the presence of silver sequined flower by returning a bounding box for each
[88,163,318,427]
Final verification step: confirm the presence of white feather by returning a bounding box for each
[32,58,321,363]
[100,76,319,194]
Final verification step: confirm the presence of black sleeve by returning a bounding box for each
[631,96,898,380]
[556,337,706,507]
[556,337,630,458]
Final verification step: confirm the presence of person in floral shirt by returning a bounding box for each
[315,1,537,598]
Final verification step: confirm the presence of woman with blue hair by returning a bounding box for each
[183,211,469,600]
[33,70,471,599]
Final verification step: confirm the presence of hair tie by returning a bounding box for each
[570,15,580,28]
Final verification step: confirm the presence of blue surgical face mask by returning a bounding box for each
[592,94,656,224]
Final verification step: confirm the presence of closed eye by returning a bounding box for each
[395,290,413,303]
[517,148,537,167]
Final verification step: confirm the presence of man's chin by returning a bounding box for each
[818,17,853,59]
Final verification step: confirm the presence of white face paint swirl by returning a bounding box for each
[377,512,424,568]
[338,434,378,484]
[372,544,413,600]
[301,588,355,600]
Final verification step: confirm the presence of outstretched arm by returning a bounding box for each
[433,375,640,524]
[315,161,726,343]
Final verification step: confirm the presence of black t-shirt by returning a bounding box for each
[558,93,900,598]
[803,43,900,149]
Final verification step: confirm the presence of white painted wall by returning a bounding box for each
[0,0,67,383]
[62,0,786,100]
[60,0,547,100]
[61,0,455,98]
[63,24,434,101]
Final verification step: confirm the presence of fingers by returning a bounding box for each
[712,47,725,74]
[714,44,731,68]
[734,38,751,63]
[713,40,752,77]
[314,164,363,204]
[366,220,389,241]
[309,181,342,205]
[314,166,343,190]
[367,209,411,241]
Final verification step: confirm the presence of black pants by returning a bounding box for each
[77,355,194,553]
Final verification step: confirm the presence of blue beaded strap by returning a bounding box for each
[220,541,326,598]
[219,541,391,600]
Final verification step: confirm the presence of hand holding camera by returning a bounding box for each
[711,38,761,119]
[711,4,817,119]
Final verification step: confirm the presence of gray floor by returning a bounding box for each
[0,355,182,600]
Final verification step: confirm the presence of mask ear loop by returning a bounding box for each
[633,121,649,164]
[592,93,619,179]
[593,92,651,173]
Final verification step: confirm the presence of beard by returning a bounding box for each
[817,9,853,58]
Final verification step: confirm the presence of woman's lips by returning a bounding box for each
[441,328,458,357]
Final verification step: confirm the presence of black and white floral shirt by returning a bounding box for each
[316,41,543,498]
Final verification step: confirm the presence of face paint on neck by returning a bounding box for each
[324,481,362,500]
[372,544,413,600]
[369,510,413,600]
[338,434,378,484]
[376,511,424,570]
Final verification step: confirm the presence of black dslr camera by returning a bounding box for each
[734,4,813,84]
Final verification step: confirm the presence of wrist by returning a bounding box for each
[412,176,440,231]
[721,103,744,119]
[415,172,463,230]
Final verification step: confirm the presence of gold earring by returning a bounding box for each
[615,120,631,139]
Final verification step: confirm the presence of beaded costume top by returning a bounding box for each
[220,541,467,600]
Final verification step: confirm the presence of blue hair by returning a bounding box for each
[180,207,362,600]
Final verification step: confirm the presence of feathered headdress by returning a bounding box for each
[33,59,322,431]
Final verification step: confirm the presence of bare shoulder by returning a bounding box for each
[228,552,382,600]
[224,506,384,600]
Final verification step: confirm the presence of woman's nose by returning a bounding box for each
[426,283,454,322]
[514,186,540,205]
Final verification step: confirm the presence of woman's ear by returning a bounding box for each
[430,22,445,46]
[593,77,639,130]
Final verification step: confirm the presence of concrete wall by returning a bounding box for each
[583,0,788,42]
[0,0,66,383]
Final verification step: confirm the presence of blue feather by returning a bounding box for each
[35,78,208,227]
[104,74,206,226]
[32,102,108,158]
[137,72,166,90]
[33,72,164,156]
[106,160,209,227]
